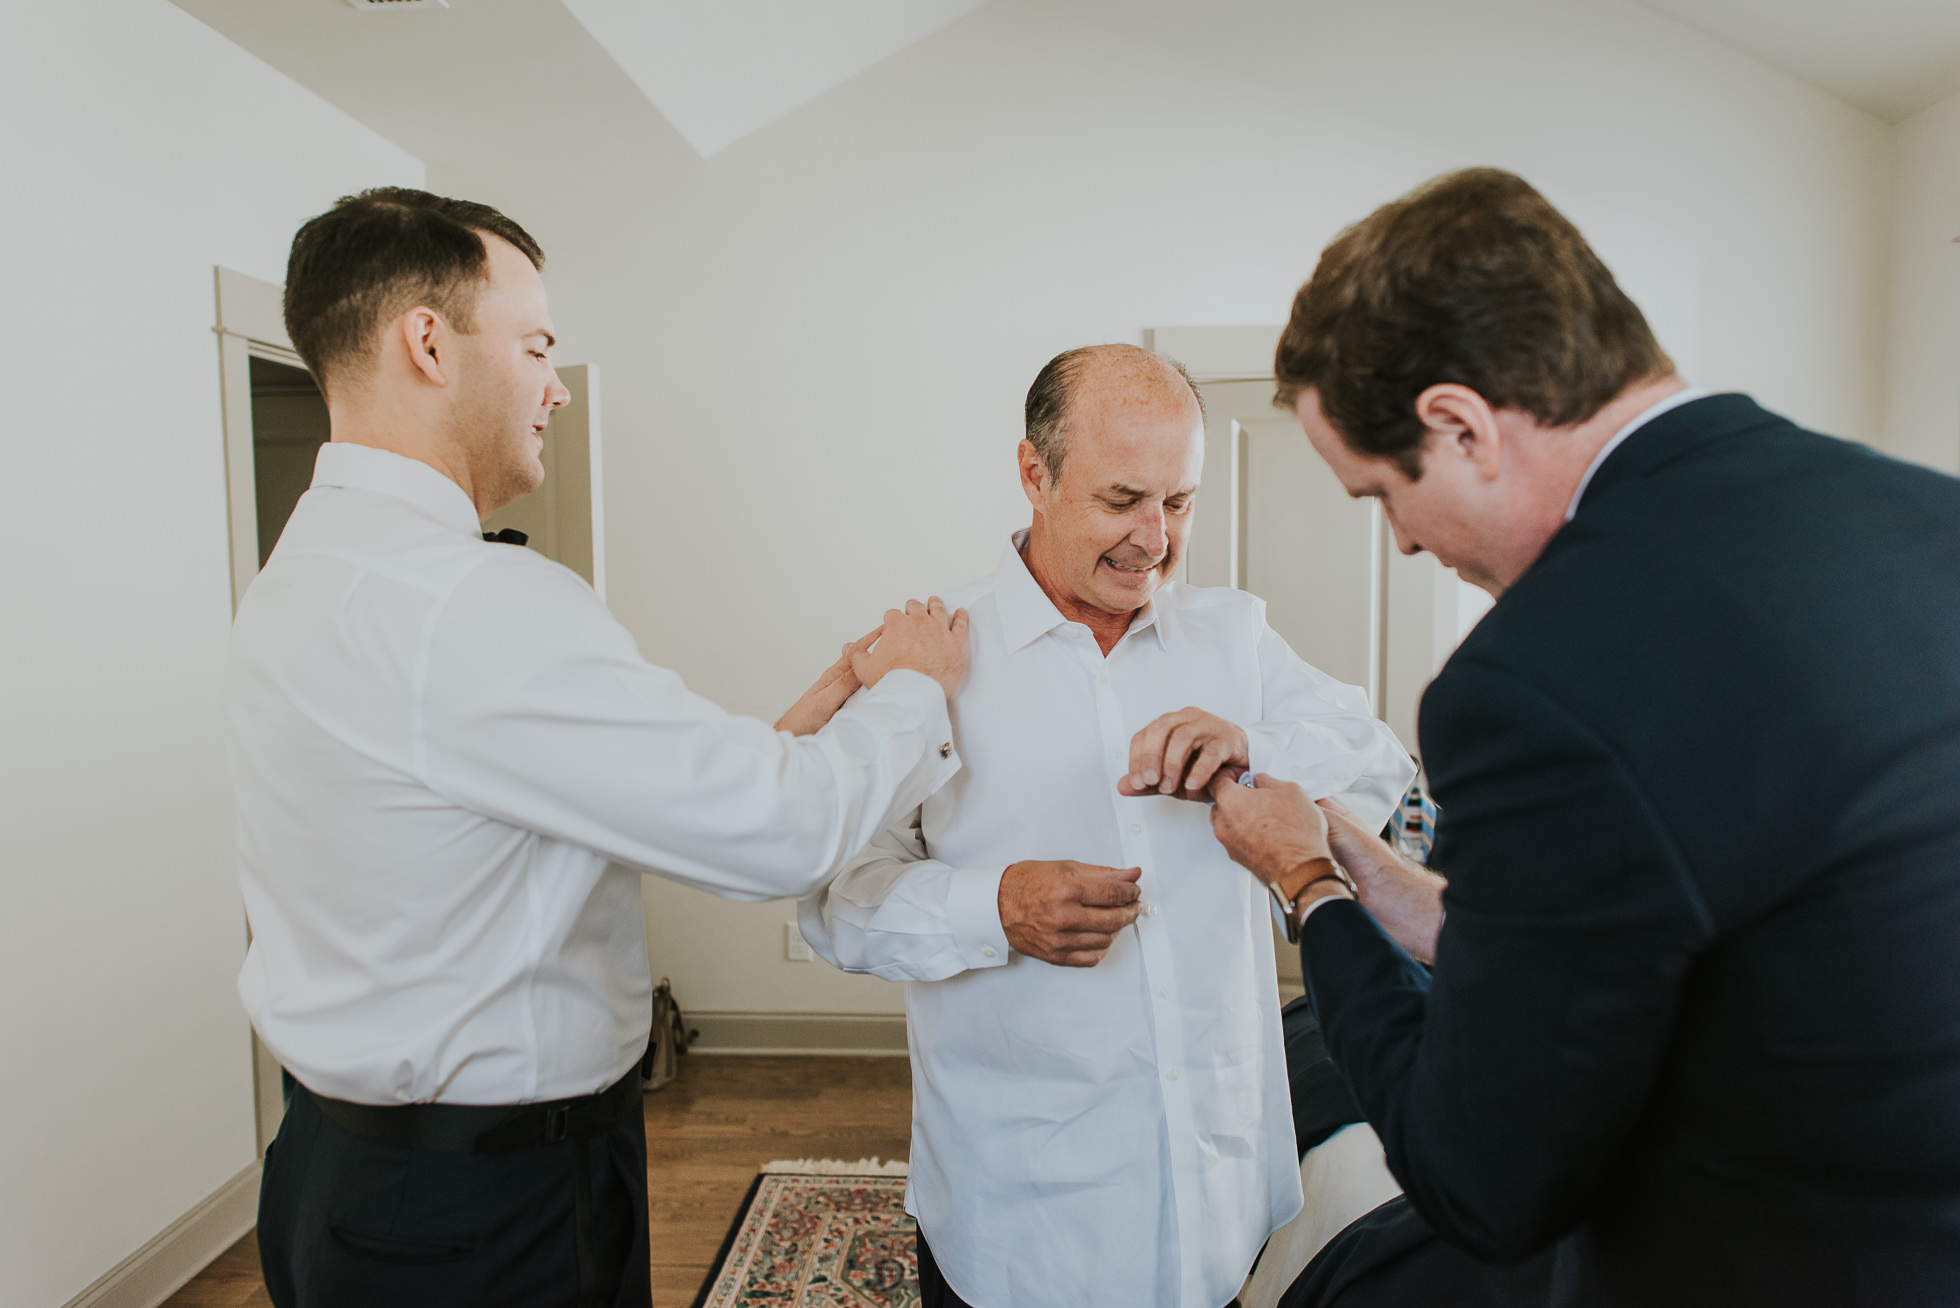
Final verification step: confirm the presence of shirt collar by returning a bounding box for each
[311,441,484,540]
[1564,387,1709,522]
[994,528,1169,654]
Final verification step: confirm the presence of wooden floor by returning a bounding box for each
[162,1055,913,1308]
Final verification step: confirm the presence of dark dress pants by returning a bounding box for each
[258,1081,652,1308]
[916,1230,975,1308]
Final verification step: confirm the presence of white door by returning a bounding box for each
[1188,379,1380,699]
[1157,327,1486,758]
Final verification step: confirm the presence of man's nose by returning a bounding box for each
[1133,506,1168,556]
[545,369,571,409]
[1386,513,1421,557]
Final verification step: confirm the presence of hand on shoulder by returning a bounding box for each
[851,596,970,699]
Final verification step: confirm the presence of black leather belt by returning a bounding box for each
[307,1069,641,1155]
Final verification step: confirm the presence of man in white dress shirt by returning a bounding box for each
[800,345,1415,1308]
[230,188,968,1308]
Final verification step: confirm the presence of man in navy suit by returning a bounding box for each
[1209,168,1960,1305]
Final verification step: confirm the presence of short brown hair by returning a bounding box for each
[283,187,544,395]
[1274,168,1671,477]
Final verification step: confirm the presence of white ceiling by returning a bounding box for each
[169,0,678,167]
[1632,0,1960,122]
[559,0,988,157]
[167,0,1960,168]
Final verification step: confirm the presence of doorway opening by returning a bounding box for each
[247,355,328,567]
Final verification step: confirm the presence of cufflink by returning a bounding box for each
[939,742,952,758]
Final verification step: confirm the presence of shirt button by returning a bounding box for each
[1110,746,1123,762]
[1158,987,1169,1000]
[1098,671,1110,685]
[939,742,952,758]
[1166,1067,1181,1082]
[1127,822,1141,835]
[1140,901,1158,918]
[982,947,997,959]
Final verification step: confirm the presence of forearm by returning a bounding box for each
[1352,850,1447,966]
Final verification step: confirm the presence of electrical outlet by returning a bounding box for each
[784,922,813,962]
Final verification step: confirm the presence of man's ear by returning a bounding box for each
[1017,439,1054,509]
[394,306,450,388]
[1413,384,1504,482]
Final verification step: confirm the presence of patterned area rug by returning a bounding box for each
[692,1158,917,1308]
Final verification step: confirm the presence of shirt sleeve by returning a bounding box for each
[415,551,961,901]
[797,806,1013,982]
[1244,617,1417,834]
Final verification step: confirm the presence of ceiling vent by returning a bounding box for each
[344,0,449,9]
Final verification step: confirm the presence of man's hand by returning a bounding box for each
[1207,774,1333,886]
[850,597,970,699]
[774,628,881,736]
[998,860,1143,967]
[1118,708,1250,800]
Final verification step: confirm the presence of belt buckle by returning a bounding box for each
[544,1104,571,1144]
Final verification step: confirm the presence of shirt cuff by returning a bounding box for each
[1268,879,1354,934]
[945,864,1012,969]
[858,667,961,796]
[1296,888,1351,928]
[863,667,951,733]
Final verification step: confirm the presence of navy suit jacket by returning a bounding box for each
[1303,394,1960,1305]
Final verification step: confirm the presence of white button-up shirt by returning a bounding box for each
[230,442,959,1106]
[800,535,1414,1308]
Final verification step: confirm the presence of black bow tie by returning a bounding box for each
[484,528,529,546]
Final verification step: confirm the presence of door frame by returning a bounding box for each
[213,265,306,1156]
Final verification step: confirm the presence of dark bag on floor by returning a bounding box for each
[641,977,695,1092]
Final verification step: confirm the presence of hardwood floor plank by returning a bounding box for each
[162,1055,913,1308]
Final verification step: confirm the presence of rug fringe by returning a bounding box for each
[760,1156,909,1176]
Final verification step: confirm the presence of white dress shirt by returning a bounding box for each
[229,442,959,1106]
[799,535,1415,1308]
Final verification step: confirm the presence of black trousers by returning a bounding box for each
[259,1081,652,1308]
[916,1230,975,1308]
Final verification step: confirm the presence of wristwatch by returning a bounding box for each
[1268,856,1358,944]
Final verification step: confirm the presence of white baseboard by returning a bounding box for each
[686,1010,908,1055]
[62,1162,259,1308]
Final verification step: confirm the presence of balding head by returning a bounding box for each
[1024,345,1205,485]
[1016,345,1209,627]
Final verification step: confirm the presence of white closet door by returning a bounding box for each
[1189,378,1380,713]
[1187,376,1482,756]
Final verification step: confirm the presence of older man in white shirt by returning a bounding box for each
[801,345,1415,1308]
[233,187,968,1308]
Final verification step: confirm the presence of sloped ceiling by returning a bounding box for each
[1632,0,1960,122]
[169,0,1960,168]
[168,0,680,167]
[167,0,987,165]
[559,0,988,157]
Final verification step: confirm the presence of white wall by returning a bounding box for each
[435,0,1895,1017]
[1884,87,1960,474]
[0,4,421,1303]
